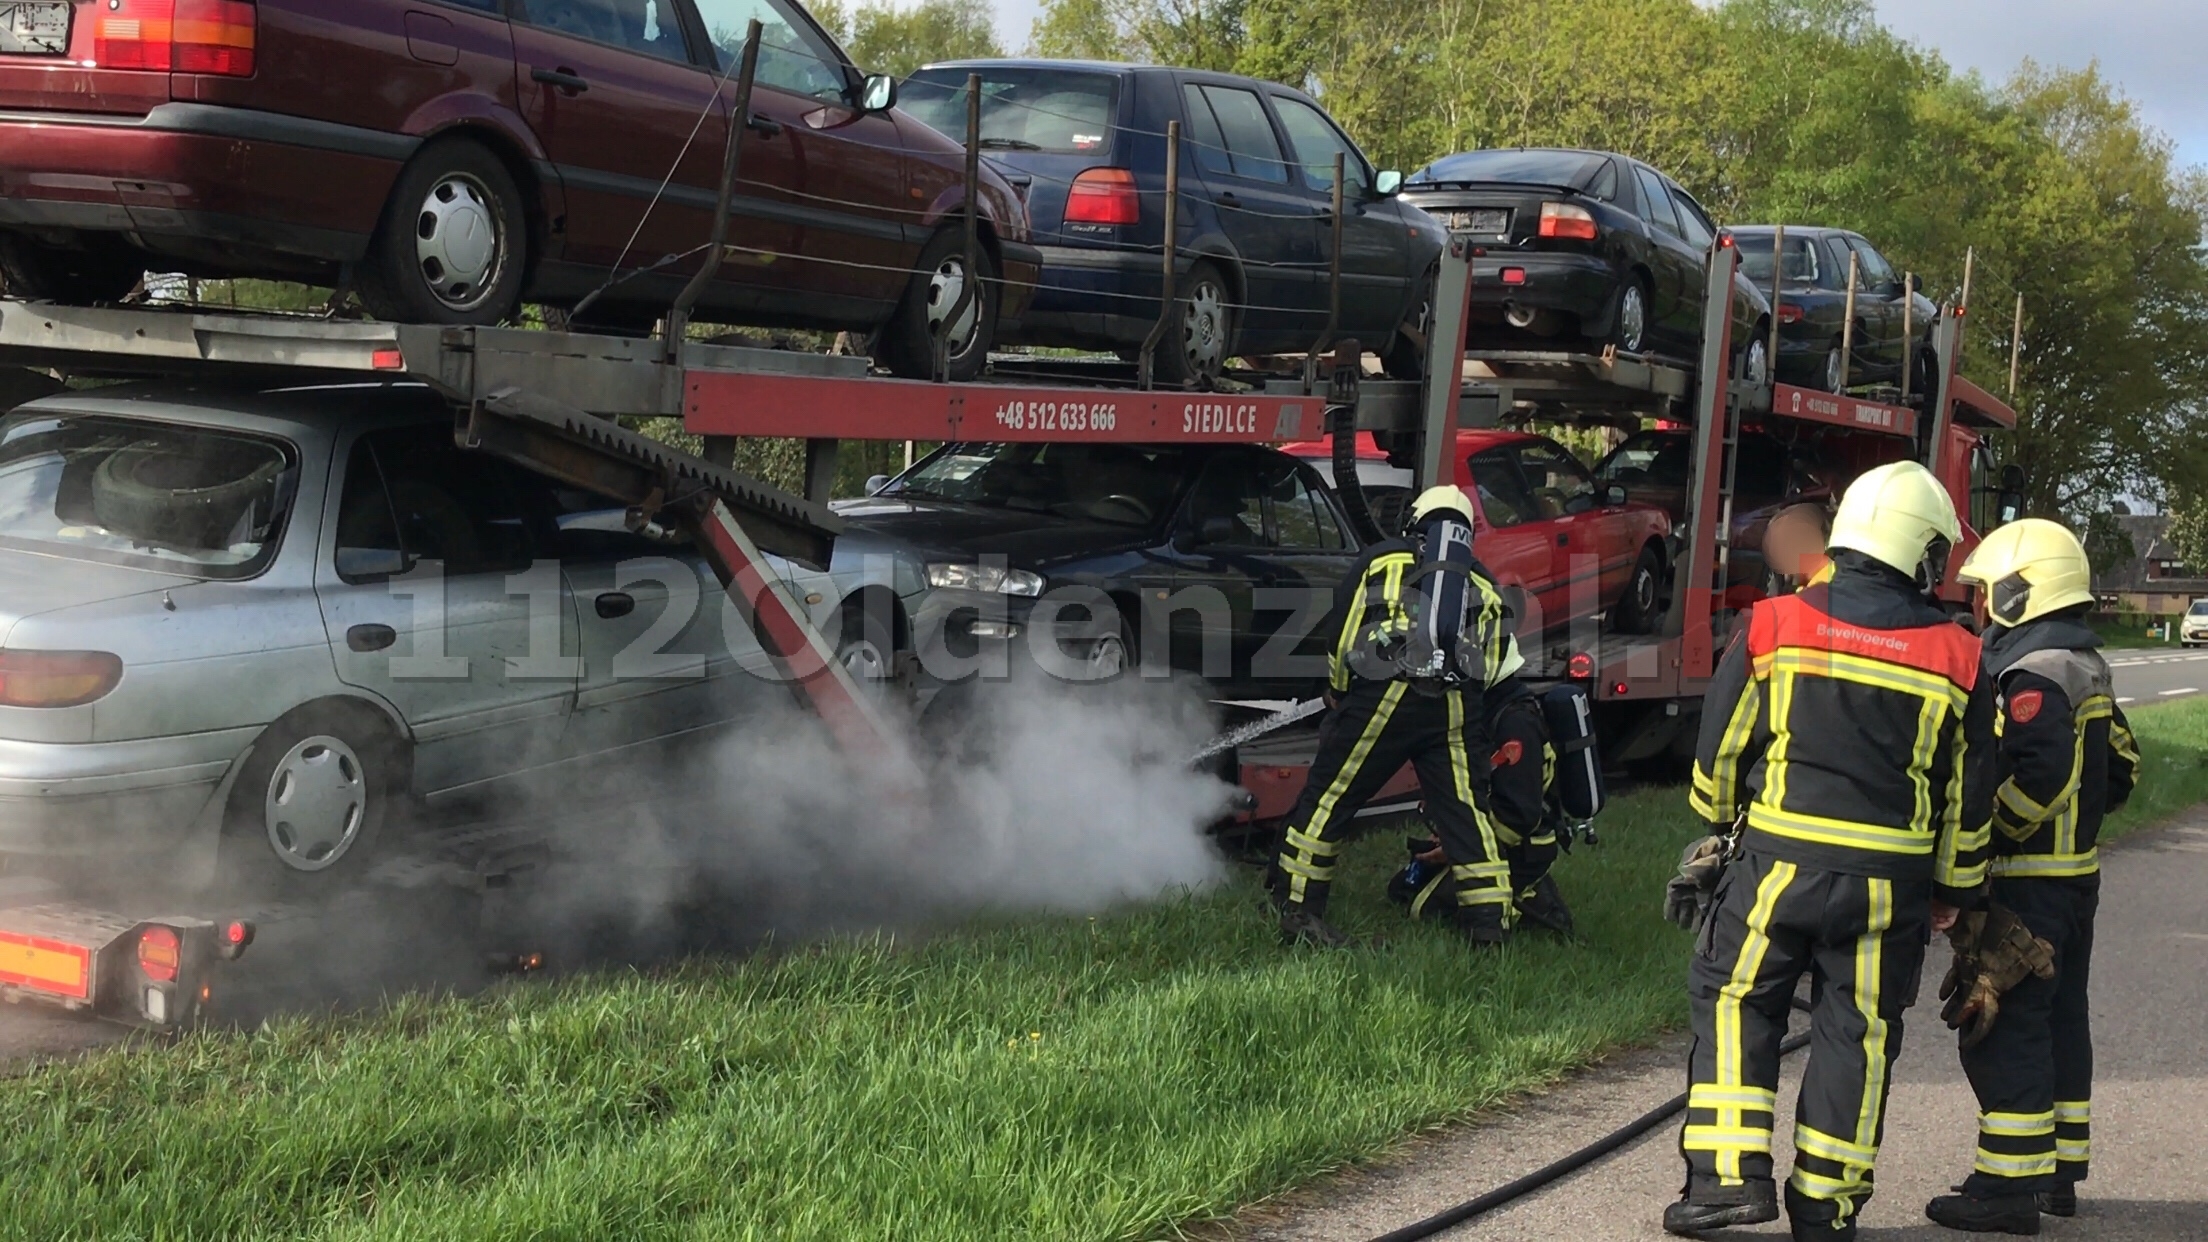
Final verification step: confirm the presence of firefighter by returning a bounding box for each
[1271,484,1516,948]
[1763,501,1834,593]
[1924,518,2139,1235]
[1662,460,1995,1241]
[1388,638,1576,933]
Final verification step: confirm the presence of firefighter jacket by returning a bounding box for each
[1321,530,1511,695]
[1691,551,1995,907]
[1979,613,2140,879]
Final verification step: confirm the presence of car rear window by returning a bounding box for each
[1738,234,1825,285]
[901,67,1117,155]
[1408,149,1602,189]
[0,412,296,579]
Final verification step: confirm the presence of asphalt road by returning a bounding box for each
[2106,647,2208,709]
[1244,810,2208,1242]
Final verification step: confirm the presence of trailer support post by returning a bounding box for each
[1414,239,1476,493]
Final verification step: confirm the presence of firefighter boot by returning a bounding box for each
[1515,873,1575,934]
[1784,1182,1857,1242]
[1278,905,1355,949]
[1925,1191,2041,1235]
[1662,1174,1778,1236]
[2036,1187,2076,1217]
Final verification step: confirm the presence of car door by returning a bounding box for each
[1628,164,1697,354]
[1165,450,1268,685]
[1176,80,1318,348]
[1842,235,1904,377]
[315,423,580,800]
[1512,437,1614,620]
[686,0,911,309]
[1459,447,1557,635]
[1248,453,1360,694]
[1269,94,1408,341]
[509,0,782,290]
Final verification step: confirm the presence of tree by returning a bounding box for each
[811,0,1001,77]
[2080,510,2137,579]
[2165,493,2208,579]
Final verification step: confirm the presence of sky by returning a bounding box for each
[979,0,2206,172]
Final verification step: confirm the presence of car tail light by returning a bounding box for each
[1567,651,1594,680]
[96,0,256,77]
[137,927,181,983]
[1537,202,1598,241]
[1777,303,1805,324]
[1500,267,1526,285]
[0,651,124,708]
[1065,168,1139,226]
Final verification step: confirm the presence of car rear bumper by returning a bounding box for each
[0,103,412,263]
[0,728,252,855]
[1467,253,1614,324]
[1010,244,1176,351]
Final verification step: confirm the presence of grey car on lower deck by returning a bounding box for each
[0,381,843,891]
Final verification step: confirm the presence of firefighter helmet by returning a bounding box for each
[1827,461,1962,590]
[1409,484,1475,524]
[1956,517,2094,627]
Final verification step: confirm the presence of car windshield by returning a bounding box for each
[1738,233,1824,285]
[0,412,296,579]
[901,67,1117,154]
[2190,601,2208,617]
[885,442,1184,525]
[1408,149,1601,188]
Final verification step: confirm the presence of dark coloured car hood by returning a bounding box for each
[835,496,1158,569]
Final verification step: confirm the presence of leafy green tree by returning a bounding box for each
[811,0,1001,77]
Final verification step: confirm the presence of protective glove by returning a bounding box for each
[1664,835,1729,931]
[1938,903,2057,1049]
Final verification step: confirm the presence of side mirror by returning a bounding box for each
[865,473,891,495]
[336,546,414,580]
[859,73,896,113]
[1604,483,1628,507]
[1374,169,1402,196]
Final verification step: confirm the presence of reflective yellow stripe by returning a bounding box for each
[1283,827,1339,858]
[1683,1125,1771,1154]
[1975,1149,2058,1177]
[1788,1166,1856,1199]
[1748,805,1934,854]
[1276,855,1333,882]
[1690,1085,1776,1110]
[2054,1100,2091,1124]
[1854,879,1893,1154]
[1795,1124,1878,1167]
[1449,861,1510,881]
[1991,850,2099,878]
[1409,871,1447,920]
[2057,1139,2090,1161]
[1445,690,1504,870]
[1284,683,1404,902]
[1700,671,1764,823]
[1980,1111,2055,1137]
[1714,861,1794,1180]
[1770,648,1967,707]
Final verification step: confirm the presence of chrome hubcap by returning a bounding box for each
[1618,286,1646,351]
[264,734,368,872]
[1086,633,1127,680]
[1743,338,1769,387]
[1826,346,1846,391]
[926,256,979,356]
[840,636,890,684]
[414,173,502,312]
[1182,280,1227,375]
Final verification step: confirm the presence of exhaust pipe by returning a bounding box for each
[1504,304,1538,329]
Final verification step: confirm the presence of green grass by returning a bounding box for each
[2091,616,2184,649]
[5,700,2207,1242]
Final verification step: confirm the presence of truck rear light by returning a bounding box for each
[95,0,256,77]
[0,651,123,708]
[219,920,255,959]
[1065,168,1139,226]
[136,927,180,982]
[1777,303,1805,324]
[1537,202,1598,241]
[1567,651,1594,679]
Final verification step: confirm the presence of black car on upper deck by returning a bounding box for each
[1731,226,1941,395]
[1400,148,1770,381]
[899,60,1448,385]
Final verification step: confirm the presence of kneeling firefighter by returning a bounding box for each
[1923,518,2138,1235]
[1270,484,1516,948]
[1662,461,1996,1241]
[1388,639,1605,933]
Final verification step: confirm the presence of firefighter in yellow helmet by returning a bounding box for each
[1664,461,1995,1241]
[1269,484,1517,948]
[1924,518,2138,1234]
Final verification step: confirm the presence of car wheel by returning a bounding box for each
[220,704,400,893]
[1735,328,1770,388]
[0,234,144,303]
[1822,338,1848,393]
[1149,260,1236,388]
[1611,275,1650,353]
[879,229,999,381]
[358,138,528,326]
[1381,267,1436,380]
[835,603,897,694]
[1084,620,1132,681]
[91,439,283,549]
[1612,543,1666,635]
[1910,337,1941,404]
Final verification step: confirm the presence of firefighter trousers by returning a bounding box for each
[1958,874,2098,1196]
[1681,851,1930,1229]
[1273,680,1510,926]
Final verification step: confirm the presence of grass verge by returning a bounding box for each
[5,699,2206,1242]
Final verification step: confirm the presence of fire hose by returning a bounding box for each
[1363,999,1816,1242]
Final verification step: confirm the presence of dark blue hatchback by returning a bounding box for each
[900,60,1447,385]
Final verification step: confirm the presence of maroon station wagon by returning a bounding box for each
[0,0,1040,379]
